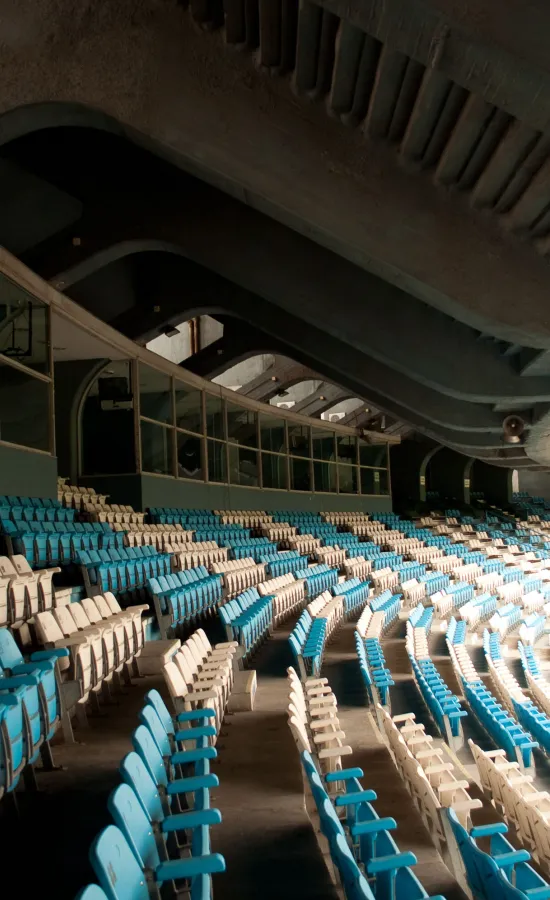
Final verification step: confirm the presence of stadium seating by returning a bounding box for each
[147,567,224,638]
[286,669,446,900]
[75,686,226,900]
[219,588,273,661]
[380,707,481,850]
[163,629,238,729]
[445,805,550,900]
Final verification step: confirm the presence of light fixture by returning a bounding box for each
[319,395,326,401]
[162,325,179,338]
[271,375,278,382]
[364,407,370,413]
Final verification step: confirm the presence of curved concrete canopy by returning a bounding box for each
[0,98,547,464]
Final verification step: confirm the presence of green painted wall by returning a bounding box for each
[140,476,392,513]
[0,443,57,498]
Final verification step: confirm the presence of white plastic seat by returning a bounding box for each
[34,609,98,703]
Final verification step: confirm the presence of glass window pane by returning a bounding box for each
[288,424,310,457]
[176,431,203,481]
[361,467,376,495]
[0,359,50,452]
[139,363,172,424]
[141,420,174,475]
[290,457,311,492]
[175,383,203,434]
[0,274,50,376]
[312,428,335,461]
[338,464,358,493]
[207,439,226,482]
[262,452,288,490]
[205,395,224,439]
[378,469,389,495]
[227,403,257,448]
[81,361,135,475]
[229,445,259,486]
[314,461,337,493]
[336,434,357,464]
[260,414,286,452]
[358,440,388,468]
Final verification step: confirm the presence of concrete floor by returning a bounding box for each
[2,608,538,900]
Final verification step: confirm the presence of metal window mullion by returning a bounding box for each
[132,359,142,474]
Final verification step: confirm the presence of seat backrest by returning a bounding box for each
[35,611,65,645]
[108,783,160,871]
[120,750,164,824]
[75,886,110,900]
[104,592,121,614]
[132,724,168,789]
[94,595,113,619]
[81,598,103,625]
[70,603,93,631]
[53,605,79,637]
[89,825,149,900]
[0,627,23,669]
[138,704,171,757]
[144,690,174,737]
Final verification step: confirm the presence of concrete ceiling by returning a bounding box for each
[1,1,550,464]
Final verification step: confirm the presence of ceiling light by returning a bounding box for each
[319,395,326,401]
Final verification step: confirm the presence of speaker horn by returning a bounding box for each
[502,415,525,444]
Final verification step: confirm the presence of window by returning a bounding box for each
[360,468,375,495]
[0,274,50,376]
[176,431,203,480]
[141,420,174,475]
[358,440,388,468]
[313,461,337,493]
[336,434,357,464]
[81,362,135,475]
[227,402,257,448]
[229,445,259,486]
[338,464,358,494]
[377,469,390,495]
[262,452,287,490]
[312,428,335,461]
[175,384,203,434]
[205,394,224,439]
[290,457,311,492]
[139,363,172,424]
[207,439,226,482]
[0,358,50,452]
[260,414,286,453]
[288,424,310,457]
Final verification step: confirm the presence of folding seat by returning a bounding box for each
[0,555,37,624]
[79,597,128,674]
[0,690,27,798]
[181,640,233,707]
[99,592,148,659]
[34,609,100,704]
[79,550,117,595]
[164,655,226,730]
[133,719,217,791]
[90,821,225,900]
[76,885,110,900]
[0,627,66,744]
